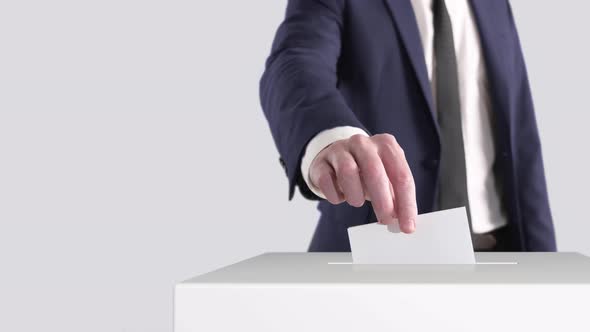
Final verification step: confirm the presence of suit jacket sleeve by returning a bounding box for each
[259,0,368,200]
[507,2,557,251]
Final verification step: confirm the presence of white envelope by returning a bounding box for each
[347,207,475,264]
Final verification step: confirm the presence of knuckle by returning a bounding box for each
[395,172,414,190]
[349,134,367,146]
[310,155,326,170]
[396,145,406,158]
[326,141,345,154]
[375,133,398,147]
[378,135,406,159]
[337,160,359,177]
[348,134,370,151]
[362,163,382,180]
[316,172,331,188]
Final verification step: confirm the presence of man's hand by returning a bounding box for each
[309,134,418,233]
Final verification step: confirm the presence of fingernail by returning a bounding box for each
[407,219,416,233]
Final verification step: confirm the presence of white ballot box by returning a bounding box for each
[175,252,590,332]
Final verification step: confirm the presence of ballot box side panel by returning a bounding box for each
[174,284,590,332]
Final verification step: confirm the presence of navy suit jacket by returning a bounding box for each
[260,0,557,251]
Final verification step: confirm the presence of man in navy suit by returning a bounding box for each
[260,0,556,251]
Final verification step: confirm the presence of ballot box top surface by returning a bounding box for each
[182,252,590,285]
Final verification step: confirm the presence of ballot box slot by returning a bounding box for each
[326,261,518,265]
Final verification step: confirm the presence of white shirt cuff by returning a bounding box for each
[300,126,369,198]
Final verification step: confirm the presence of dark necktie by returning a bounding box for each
[433,0,470,216]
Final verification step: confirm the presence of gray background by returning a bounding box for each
[0,1,587,331]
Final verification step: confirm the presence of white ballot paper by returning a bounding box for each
[348,207,475,264]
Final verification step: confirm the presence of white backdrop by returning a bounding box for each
[0,1,588,331]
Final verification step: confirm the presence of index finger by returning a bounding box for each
[348,136,395,225]
[377,136,417,233]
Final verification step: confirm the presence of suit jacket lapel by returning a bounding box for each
[383,0,514,138]
[469,0,512,131]
[383,0,436,125]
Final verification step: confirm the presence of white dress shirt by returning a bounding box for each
[300,0,507,234]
